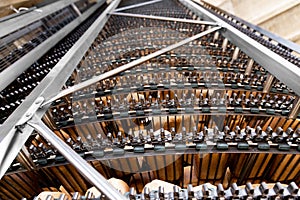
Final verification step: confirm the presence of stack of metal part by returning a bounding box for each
[0,0,299,199]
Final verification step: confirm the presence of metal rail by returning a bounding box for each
[111,11,218,25]
[201,0,300,54]
[42,26,222,106]
[114,0,162,12]
[0,20,42,45]
[0,0,106,92]
[27,118,126,200]
[0,0,121,178]
[181,0,300,96]
[0,0,78,38]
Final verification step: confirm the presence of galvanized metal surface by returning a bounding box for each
[42,26,222,106]
[0,0,120,178]
[0,0,105,91]
[181,0,300,96]
[28,118,126,200]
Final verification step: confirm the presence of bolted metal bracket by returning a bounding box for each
[15,96,45,129]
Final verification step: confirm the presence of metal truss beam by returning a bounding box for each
[114,0,162,12]
[42,26,222,106]
[0,0,106,92]
[111,12,218,25]
[0,0,78,38]
[180,0,300,96]
[202,0,300,54]
[27,118,126,200]
[0,0,121,178]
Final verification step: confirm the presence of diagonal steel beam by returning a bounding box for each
[114,0,162,12]
[111,12,218,26]
[202,0,300,54]
[0,0,106,92]
[0,0,78,38]
[181,0,300,96]
[0,0,121,179]
[27,118,126,200]
[41,26,222,106]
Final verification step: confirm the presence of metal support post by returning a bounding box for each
[42,26,222,106]
[27,118,126,200]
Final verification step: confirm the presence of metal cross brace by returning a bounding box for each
[27,116,127,200]
[41,26,222,106]
[111,11,218,26]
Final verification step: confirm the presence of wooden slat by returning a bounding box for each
[0,176,23,200]
[268,154,300,183]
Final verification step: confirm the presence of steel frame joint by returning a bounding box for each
[15,97,44,127]
[27,117,127,200]
[41,26,222,106]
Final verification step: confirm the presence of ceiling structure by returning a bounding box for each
[202,0,300,47]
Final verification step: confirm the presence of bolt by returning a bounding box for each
[35,97,44,104]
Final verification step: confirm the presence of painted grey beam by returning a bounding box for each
[180,0,300,95]
[0,7,36,23]
[114,0,162,12]
[42,26,222,106]
[0,0,78,38]
[202,1,300,54]
[72,3,82,16]
[28,118,126,200]
[246,21,300,54]
[0,0,121,178]
[111,12,218,26]
[0,20,43,45]
[0,0,105,92]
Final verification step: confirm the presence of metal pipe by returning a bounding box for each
[42,26,222,106]
[111,12,218,25]
[27,118,127,200]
